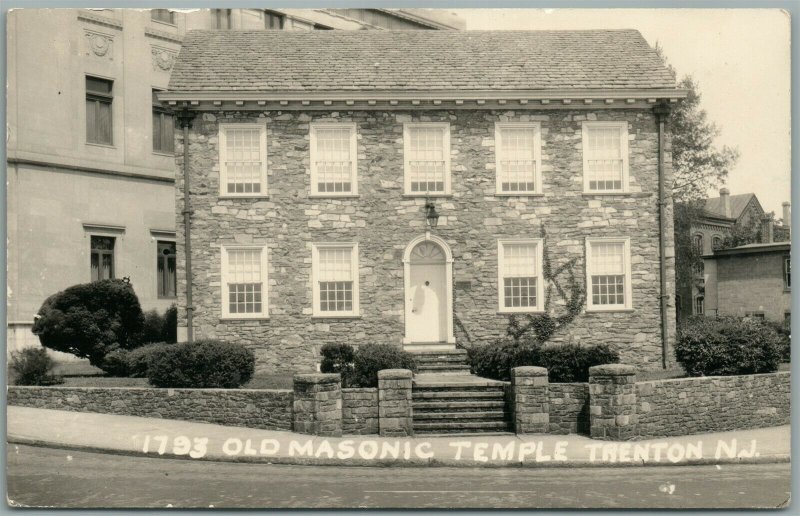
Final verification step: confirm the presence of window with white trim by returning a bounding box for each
[312,243,359,316]
[497,239,544,312]
[403,123,450,195]
[582,122,629,193]
[586,238,632,310]
[219,123,267,196]
[495,123,541,194]
[310,123,357,196]
[221,245,268,319]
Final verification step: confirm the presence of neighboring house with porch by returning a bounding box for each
[161,29,685,373]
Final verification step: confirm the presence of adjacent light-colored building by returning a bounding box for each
[6,8,462,357]
[161,29,685,373]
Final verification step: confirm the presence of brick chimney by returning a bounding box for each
[782,202,791,229]
[761,216,774,243]
[720,187,731,218]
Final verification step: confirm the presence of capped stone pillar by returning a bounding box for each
[378,369,413,437]
[511,366,549,434]
[293,373,342,437]
[588,364,637,440]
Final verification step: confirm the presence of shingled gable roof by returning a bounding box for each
[703,193,763,221]
[166,29,678,95]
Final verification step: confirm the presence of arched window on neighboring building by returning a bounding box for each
[694,296,704,315]
[692,234,704,253]
[712,236,723,250]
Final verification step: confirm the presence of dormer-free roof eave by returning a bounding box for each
[158,88,688,112]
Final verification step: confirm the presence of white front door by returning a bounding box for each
[406,242,448,343]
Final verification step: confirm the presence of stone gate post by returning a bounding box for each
[589,364,637,440]
[511,366,549,434]
[292,373,342,437]
[378,369,413,437]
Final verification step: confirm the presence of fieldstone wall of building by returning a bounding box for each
[342,387,379,435]
[548,383,590,435]
[175,108,676,372]
[637,372,790,438]
[7,386,293,430]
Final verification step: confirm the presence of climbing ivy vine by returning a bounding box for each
[506,226,586,343]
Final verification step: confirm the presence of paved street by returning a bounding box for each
[7,444,791,509]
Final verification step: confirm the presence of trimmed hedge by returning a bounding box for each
[31,279,145,367]
[467,338,619,383]
[101,342,175,378]
[320,343,356,387]
[146,340,255,388]
[676,316,783,376]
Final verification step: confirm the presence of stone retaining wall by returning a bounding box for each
[7,386,293,431]
[637,372,790,438]
[548,383,589,435]
[342,387,379,435]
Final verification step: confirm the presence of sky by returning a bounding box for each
[459,8,791,216]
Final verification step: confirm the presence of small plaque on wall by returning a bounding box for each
[455,280,472,291]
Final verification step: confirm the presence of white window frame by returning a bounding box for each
[311,242,360,317]
[581,121,629,194]
[218,122,268,197]
[495,122,542,195]
[403,122,451,196]
[497,238,545,313]
[309,122,358,197]
[585,237,633,311]
[221,244,269,319]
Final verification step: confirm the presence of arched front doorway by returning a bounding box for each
[402,234,455,348]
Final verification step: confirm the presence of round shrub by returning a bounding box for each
[31,279,145,367]
[351,343,417,388]
[127,342,174,378]
[146,340,255,388]
[676,316,783,376]
[320,343,356,387]
[100,349,131,377]
[9,347,62,386]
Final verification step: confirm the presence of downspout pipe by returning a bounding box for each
[654,102,672,369]
[178,108,196,343]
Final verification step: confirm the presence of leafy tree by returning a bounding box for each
[31,279,145,367]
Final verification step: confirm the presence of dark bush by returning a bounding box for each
[467,338,619,382]
[100,349,131,377]
[140,304,178,345]
[759,319,791,362]
[9,348,63,386]
[31,279,145,367]
[350,343,417,388]
[320,343,356,387]
[146,340,255,388]
[675,316,783,376]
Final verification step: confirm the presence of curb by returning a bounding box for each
[8,436,791,469]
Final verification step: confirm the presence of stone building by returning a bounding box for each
[161,29,686,373]
[6,8,460,358]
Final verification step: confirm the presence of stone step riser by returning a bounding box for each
[413,392,506,401]
[414,356,469,363]
[413,422,512,432]
[413,411,507,421]
[413,401,506,411]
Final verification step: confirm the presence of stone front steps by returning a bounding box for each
[410,349,472,375]
[412,377,512,434]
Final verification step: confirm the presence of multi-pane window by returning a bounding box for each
[264,10,284,29]
[712,236,723,251]
[310,124,357,196]
[213,9,232,29]
[90,236,115,281]
[222,246,268,318]
[313,244,359,316]
[586,238,632,310]
[582,122,628,193]
[157,241,176,298]
[784,256,791,289]
[404,124,450,195]
[152,90,174,154]
[219,124,267,196]
[151,9,175,24]
[86,76,113,145]
[694,296,704,315]
[497,240,544,312]
[692,234,704,253]
[495,123,541,194]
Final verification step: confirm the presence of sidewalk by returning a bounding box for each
[7,406,790,468]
